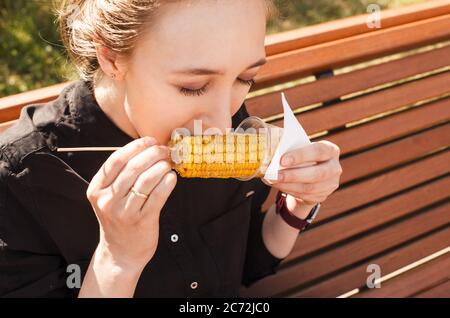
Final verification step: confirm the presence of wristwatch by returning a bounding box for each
[275,191,321,231]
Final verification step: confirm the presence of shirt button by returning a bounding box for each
[170,234,179,243]
[190,281,198,290]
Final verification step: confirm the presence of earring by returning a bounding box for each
[111,73,116,79]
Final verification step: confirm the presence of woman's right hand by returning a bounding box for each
[86,136,177,271]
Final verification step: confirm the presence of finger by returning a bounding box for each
[261,177,274,186]
[92,137,156,189]
[280,140,340,167]
[112,145,170,198]
[278,158,341,183]
[141,171,177,219]
[124,160,173,212]
[275,179,339,196]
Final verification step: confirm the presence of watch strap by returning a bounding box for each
[275,192,320,231]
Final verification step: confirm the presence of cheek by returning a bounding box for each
[125,88,171,143]
[123,62,198,143]
[124,84,188,143]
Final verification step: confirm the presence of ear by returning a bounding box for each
[94,43,126,80]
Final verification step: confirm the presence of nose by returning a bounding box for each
[203,97,233,134]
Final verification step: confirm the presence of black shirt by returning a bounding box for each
[0,80,283,297]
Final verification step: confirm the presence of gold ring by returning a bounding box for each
[131,186,149,199]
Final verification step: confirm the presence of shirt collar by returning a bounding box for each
[54,80,134,149]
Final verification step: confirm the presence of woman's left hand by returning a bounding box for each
[265,140,343,212]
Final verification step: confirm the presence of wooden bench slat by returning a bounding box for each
[254,14,450,89]
[284,176,450,263]
[318,150,450,221]
[323,97,450,156]
[0,120,16,134]
[340,124,450,184]
[414,279,450,298]
[240,201,450,297]
[270,71,450,135]
[248,45,450,119]
[0,82,71,123]
[355,252,450,298]
[265,0,450,55]
[288,226,450,298]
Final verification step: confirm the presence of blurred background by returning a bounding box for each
[0,0,427,97]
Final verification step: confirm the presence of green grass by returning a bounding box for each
[0,0,74,97]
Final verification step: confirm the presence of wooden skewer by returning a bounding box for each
[57,147,121,152]
[57,146,178,171]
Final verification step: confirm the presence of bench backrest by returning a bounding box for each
[241,0,450,298]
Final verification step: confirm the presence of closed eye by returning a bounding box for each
[238,78,256,86]
[179,85,208,97]
[179,78,256,97]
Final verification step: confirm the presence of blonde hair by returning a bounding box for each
[57,0,275,82]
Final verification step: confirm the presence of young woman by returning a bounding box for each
[0,0,342,297]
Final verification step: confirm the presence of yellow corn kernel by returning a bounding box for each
[169,133,267,179]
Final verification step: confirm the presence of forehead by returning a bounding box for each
[135,0,267,72]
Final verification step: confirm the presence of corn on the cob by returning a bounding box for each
[169,133,269,179]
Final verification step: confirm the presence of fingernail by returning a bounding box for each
[282,156,293,167]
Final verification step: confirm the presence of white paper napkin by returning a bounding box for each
[263,93,312,181]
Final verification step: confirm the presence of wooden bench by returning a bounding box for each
[1,0,449,298]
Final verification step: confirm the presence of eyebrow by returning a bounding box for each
[173,58,267,76]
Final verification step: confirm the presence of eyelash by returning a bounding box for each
[179,78,256,96]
